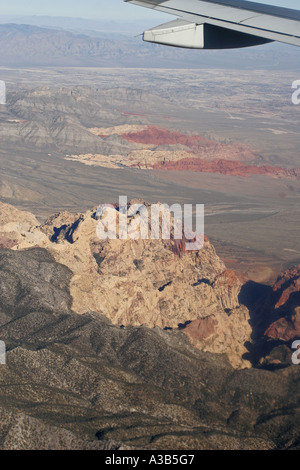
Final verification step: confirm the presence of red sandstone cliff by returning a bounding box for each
[265,265,300,342]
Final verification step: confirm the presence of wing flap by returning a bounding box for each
[143,19,272,48]
[125,0,300,47]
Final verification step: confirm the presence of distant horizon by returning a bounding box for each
[0,0,299,22]
[0,14,162,24]
[0,14,167,35]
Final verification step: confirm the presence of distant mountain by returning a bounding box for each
[0,23,299,69]
[0,14,160,36]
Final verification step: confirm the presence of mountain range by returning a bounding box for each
[0,22,299,69]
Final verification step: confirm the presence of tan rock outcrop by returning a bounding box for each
[0,201,47,249]
[184,306,251,369]
[1,200,251,368]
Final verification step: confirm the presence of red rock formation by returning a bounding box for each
[265,315,300,342]
[0,236,18,249]
[150,157,300,180]
[92,126,300,180]
[215,269,239,289]
[166,235,208,257]
[122,126,209,148]
[121,125,257,162]
[184,317,218,341]
[273,265,300,308]
[264,266,300,342]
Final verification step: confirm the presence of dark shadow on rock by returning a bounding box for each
[178,320,192,330]
[51,224,67,242]
[239,280,274,341]
[239,280,280,366]
[240,280,300,367]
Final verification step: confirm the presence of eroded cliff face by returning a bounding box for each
[265,309,300,343]
[0,200,251,368]
[273,265,300,309]
[264,265,300,342]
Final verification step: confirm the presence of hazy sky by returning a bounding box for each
[0,0,299,20]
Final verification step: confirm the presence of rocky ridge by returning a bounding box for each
[0,406,123,451]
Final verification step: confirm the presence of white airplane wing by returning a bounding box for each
[125,0,300,49]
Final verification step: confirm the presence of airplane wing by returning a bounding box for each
[125,0,300,49]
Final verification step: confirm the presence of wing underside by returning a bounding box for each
[125,0,300,48]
